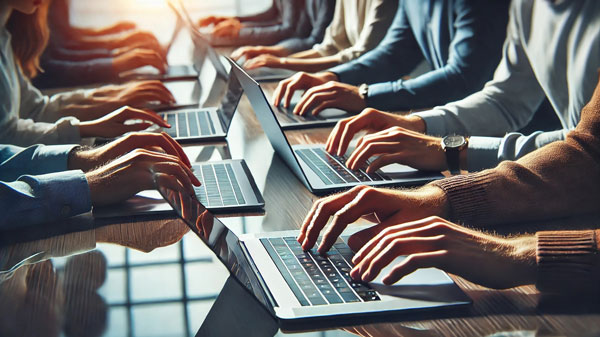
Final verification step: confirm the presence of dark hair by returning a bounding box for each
[6,2,50,78]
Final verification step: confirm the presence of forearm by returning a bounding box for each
[0,144,76,181]
[0,117,81,147]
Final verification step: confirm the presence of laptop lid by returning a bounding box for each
[157,183,276,315]
[229,59,311,188]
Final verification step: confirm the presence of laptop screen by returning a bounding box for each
[157,183,273,312]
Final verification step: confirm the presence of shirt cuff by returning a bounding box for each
[32,144,79,172]
[366,82,396,110]
[429,171,495,224]
[31,170,92,219]
[536,230,599,295]
[55,117,82,144]
[412,110,448,136]
[466,136,503,172]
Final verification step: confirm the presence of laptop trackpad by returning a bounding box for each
[368,256,467,303]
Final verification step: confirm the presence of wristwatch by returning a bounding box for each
[441,135,468,174]
[358,83,369,101]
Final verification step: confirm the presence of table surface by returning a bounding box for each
[2,3,600,337]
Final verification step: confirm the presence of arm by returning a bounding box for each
[0,170,92,230]
[328,4,423,86]
[234,0,303,46]
[350,0,510,111]
[235,0,279,23]
[431,73,600,226]
[0,144,77,181]
[37,57,118,88]
[327,0,398,63]
[276,0,335,54]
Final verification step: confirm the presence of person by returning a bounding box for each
[320,0,600,173]
[295,70,600,296]
[33,0,168,87]
[1,0,175,146]
[235,0,398,73]
[271,0,509,116]
[0,132,200,230]
[230,0,335,61]
[197,0,306,47]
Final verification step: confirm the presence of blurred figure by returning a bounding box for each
[1,0,175,146]
[34,0,167,88]
[230,0,335,61]
[235,0,397,73]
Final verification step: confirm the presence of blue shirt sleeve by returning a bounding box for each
[0,144,77,181]
[0,170,92,230]
[276,0,335,54]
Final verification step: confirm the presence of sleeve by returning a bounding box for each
[430,72,600,226]
[413,2,546,138]
[0,170,92,230]
[328,4,423,86]
[0,144,77,181]
[234,0,303,46]
[36,57,117,88]
[360,0,510,111]
[535,230,600,296]
[276,0,335,54]
[331,0,398,63]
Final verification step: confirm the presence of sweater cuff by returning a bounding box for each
[429,172,494,223]
[536,230,599,295]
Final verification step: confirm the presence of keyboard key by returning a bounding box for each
[295,149,335,185]
[226,164,246,204]
[261,239,310,306]
[187,111,200,137]
[177,113,189,138]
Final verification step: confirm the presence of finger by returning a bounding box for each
[129,149,200,186]
[336,115,371,157]
[121,107,170,127]
[317,187,384,254]
[299,185,369,249]
[272,77,292,107]
[346,142,398,170]
[382,251,447,285]
[325,118,350,154]
[355,236,443,282]
[138,50,168,72]
[161,132,192,168]
[138,81,176,102]
[154,172,189,201]
[282,75,307,109]
[366,154,404,173]
[294,89,335,116]
[346,222,389,252]
[150,162,196,196]
[310,100,339,117]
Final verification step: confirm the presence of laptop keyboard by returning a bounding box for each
[193,163,246,207]
[295,148,386,185]
[261,237,380,306]
[162,109,216,138]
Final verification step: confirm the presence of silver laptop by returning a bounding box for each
[93,159,264,218]
[158,51,243,142]
[230,59,444,195]
[157,181,470,331]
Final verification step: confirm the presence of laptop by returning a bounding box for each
[230,60,444,195]
[157,182,470,331]
[158,51,243,142]
[119,10,198,82]
[93,158,265,218]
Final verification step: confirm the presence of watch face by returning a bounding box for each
[443,135,466,149]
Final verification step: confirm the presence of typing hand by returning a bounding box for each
[326,108,425,157]
[350,216,536,288]
[289,81,366,116]
[198,15,230,27]
[272,72,338,109]
[297,185,449,254]
[231,45,288,61]
[68,132,191,172]
[86,148,200,207]
[344,126,446,173]
[212,18,242,38]
[243,54,283,70]
[112,48,168,75]
[79,106,169,139]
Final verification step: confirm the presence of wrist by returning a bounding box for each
[67,146,93,171]
[402,115,426,133]
[321,71,339,82]
[415,185,450,219]
[506,235,537,286]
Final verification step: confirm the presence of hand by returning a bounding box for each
[243,54,284,70]
[290,81,366,116]
[112,48,168,74]
[198,15,231,27]
[344,126,446,173]
[272,72,338,109]
[68,132,191,172]
[96,219,190,253]
[115,31,165,58]
[298,185,449,254]
[107,21,136,33]
[86,148,201,206]
[79,106,170,139]
[91,80,175,113]
[231,45,288,61]
[349,216,536,289]
[212,18,242,38]
[326,108,426,157]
